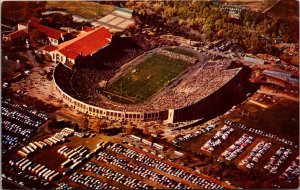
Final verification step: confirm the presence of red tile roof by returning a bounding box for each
[5,29,28,40]
[59,48,79,60]
[36,24,66,40]
[59,27,112,59]
[43,45,57,52]
[29,17,66,40]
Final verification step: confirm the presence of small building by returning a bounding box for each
[17,23,28,31]
[263,70,299,85]
[2,29,28,43]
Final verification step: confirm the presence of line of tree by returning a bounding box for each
[2,1,46,23]
[124,1,298,54]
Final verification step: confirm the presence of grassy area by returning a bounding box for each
[46,1,114,19]
[104,53,191,104]
[164,47,196,57]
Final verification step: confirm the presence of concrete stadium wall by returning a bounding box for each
[170,68,247,123]
[53,66,246,123]
[53,67,160,122]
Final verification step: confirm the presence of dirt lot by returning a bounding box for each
[225,95,299,143]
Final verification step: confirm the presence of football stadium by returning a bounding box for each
[103,51,192,104]
[53,33,248,123]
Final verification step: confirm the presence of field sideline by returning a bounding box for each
[104,53,191,104]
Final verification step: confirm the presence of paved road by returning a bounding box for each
[2,178,31,190]
[2,23,14,29]
[26,50,38,66]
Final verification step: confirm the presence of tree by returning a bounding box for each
[29,29,48,47]
[76,21,92,30]
[278,23,290,42]
[53,13,73,27]
[90,119,102,133]
[44,54,52,62]
[79,116,89,131]
[126,127,133,135]
[143,126,149,134]
[217,29,224,38]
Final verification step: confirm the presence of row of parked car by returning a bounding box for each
[108,144,223,189]
[97,151,188,189]
[172,124,217,146]
[70,172,117,190]
[2,134,20,154]
[62,140,107,176]
[3,168,51,188]
[201,125,234,152]
[1,99,50,155]
[206,39,244,53]
[221,133,254,161]
[58,145,91,169]
[224,120,297,148]
[280,156,299,183]
[18,141,48,157]
[3,120,34,139]
[239,140,272,169]
[9,157,60,182]
[2,98,50,121]
[264,147,292,174]
[16,128,74,159]
[2,107,42,128]
[82,162,154,189]
[56,182,75,190]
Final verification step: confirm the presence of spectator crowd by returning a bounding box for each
[54,31,241,114]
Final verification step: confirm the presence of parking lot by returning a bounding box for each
[3,124,233,189]
[1,98,50,154]
[175,119,299,188]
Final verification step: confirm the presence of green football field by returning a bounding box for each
[104,53,191,104]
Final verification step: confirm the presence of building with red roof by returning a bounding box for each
[54,26,112,66]
[29,17,67,47]
[43,45,57,52]
[41,45,58,62]
[2,29,28,42]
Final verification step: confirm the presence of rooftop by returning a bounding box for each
[58,26,112,59]
[4,29,28,39]
[29,17,66,40]
[43,45,57,52]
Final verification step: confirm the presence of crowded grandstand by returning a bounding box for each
[54,33,244,122]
